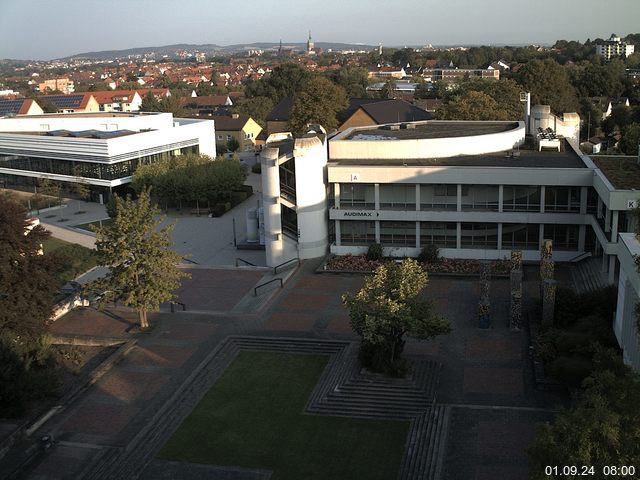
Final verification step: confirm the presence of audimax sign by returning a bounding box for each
[341,211,380,217]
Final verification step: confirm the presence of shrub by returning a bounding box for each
[418,244,440,264]
[366,243,384,261]
[49,244,97,285]
[546,356,594,387]
[230,191,247,206]
[211,203,227,217]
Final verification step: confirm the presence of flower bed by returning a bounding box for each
[324,254,510,276]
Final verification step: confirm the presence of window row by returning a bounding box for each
[339,221,579,250]
[0,146,198,181]
[337,184,584,213]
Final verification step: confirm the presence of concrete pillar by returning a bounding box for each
[456,222,461,249]
[579,186,588,215]
[261,147,284,268]
[335,220,341,246]
[456,184,462,212]
[497,223,503,250]
[375,221,380,243]
[608,255,616,284]
[611,211,619,240]
[605,208,611,233]
[374,183,380,210]
[415,221,420,249]
[540,186,546,213]
[578,225,586,252]
[498,185,504,213]
[597,197,603,219]
[334,183,341,209]
[415,184,420,212]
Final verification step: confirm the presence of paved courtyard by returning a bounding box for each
[13,260,563,480]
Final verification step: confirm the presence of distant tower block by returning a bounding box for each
[378,42,383,56]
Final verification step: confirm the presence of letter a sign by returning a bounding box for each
[350,173,360,182]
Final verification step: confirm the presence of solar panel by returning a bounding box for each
[0,99,25,116]
[41,95,84,109]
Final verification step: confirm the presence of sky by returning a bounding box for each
[1,0,639,60]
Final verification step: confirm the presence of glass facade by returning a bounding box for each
[544,186,580,213]
[379,184,415,210]
[279,158,296,203]
[502,186,541,212]
[380,221,415,246]
[340,183,375,209]
[461,185,499,211]
[420,222,457,248]
[461,223,499,249]
[502,223,540,249]
[544,224,579,250]
[341,221,375,245]
[420,184,457,210]
[0,146,198,181]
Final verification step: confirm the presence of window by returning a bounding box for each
[226,135,232,141]
[341,221,376,245]
[379,184,415,209]
[340,183,374,209]
[217,135,223,140]
[503,186,541,212]
[461,185,499,211]
[461,223,499,249]
[420,222,457,248]
[421,184,457,210]
[544,224,579,250]
[380,221,415,247]
[544,187,580,213]
[502,223,539,249]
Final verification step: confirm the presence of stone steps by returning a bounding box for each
[398,404,450,480]
[571,258,607,294]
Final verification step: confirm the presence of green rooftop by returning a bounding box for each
[593,156,640,190]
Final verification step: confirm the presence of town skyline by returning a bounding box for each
[1,0,639,61]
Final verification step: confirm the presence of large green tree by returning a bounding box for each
[0,196,58,339]
[288,76,348,135]
[245,63,311,104]
[236,96,274,127]
[342,259,451,374]
[517,58,579,113]
[528,353,640,478]
[333,65,371,98]
[91,189,189,329]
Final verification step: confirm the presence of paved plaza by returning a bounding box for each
[6,256,565,480]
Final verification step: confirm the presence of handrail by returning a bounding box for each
[235,257,256,267]
[273,257,300,275]
[254,278,283,296]
[568,251,592,263]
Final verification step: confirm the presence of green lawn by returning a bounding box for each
[74,218,113,232]
[42,237,72,253]
[159,351,410,480]
[42,237,97,283]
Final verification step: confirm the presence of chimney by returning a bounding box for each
[231,113,240,119]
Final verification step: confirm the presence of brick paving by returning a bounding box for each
[16,263,566,480]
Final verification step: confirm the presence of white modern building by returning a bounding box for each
[0,112,215,199]
[596,34,635,60]
[614,233,640,369]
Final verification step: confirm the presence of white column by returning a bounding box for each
[374,183,380,210]
[456,184,462,212]
[579,186,588,215]
[608,255,616,284]
[498,185,504,213]
[540,186,546,213]
[334,183,341,209]
[497,223,503,250]
[611,211,619,240]
[375,221,380,243]
[261,147,284,268]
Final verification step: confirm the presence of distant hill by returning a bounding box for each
[61,42,380,60]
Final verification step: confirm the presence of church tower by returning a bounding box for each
[307,31,315,55]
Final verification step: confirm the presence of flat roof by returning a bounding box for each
[329,140,586,169]
[592,156,640,190]
[344,121,519,141]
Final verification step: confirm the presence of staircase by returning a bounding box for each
[570,257,608,294]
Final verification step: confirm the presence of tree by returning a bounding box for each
[342,259,451,374]
[528,352,640,478]
[436,90,511,121]
[70,168,91,214]
[0,196,58,340]
[226,137,240,153]
[245,63,312,104]
[620,123,640,155]
[236,96,274,128]
[288,76,348,135]
[517,58,579,113]
[140,92,161,112]
[91,189,189,329]
[333,66,371,98]
[380,79,397,99]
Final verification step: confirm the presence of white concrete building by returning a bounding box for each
[596,34,635,60]
[614,233,640,370]
[0,112,215,198]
